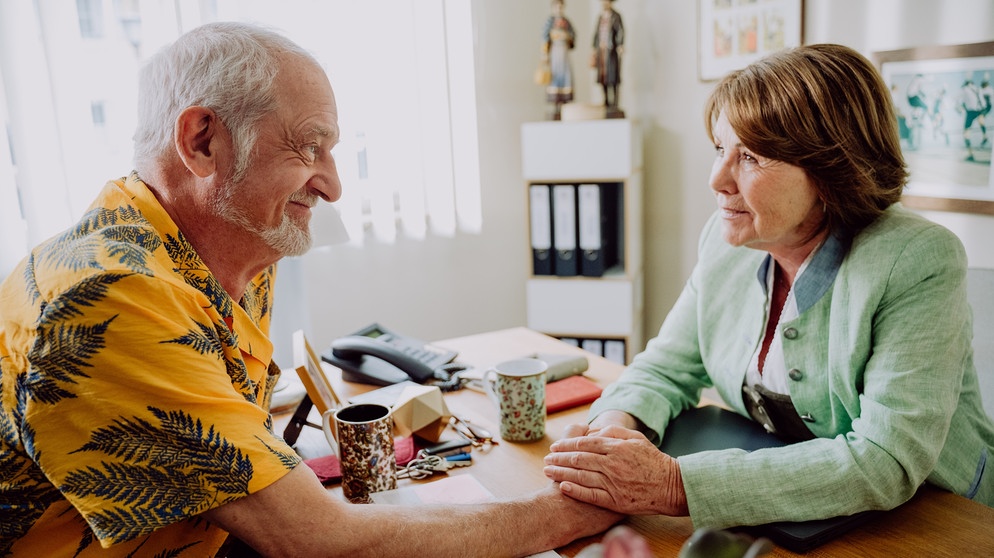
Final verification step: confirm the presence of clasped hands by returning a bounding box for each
[543,410,689,517]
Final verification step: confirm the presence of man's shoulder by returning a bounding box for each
[13,202,182,311]
[48,208,159,257]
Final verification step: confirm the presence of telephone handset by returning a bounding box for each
[321,323,458,386]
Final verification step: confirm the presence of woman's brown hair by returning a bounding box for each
[704,44,909,236]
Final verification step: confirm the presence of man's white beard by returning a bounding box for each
[259,210,313,257]
[211,180,314,257]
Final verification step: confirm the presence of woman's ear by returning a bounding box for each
[175,106,221,178]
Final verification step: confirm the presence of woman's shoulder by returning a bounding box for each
[855,204,965,254]
[847,204,968,276]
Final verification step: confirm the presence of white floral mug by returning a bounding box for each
[484,358,547,442]
[322,403,396,503]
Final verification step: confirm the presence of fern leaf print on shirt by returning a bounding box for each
[63,406,253,541]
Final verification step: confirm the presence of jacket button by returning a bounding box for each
[788,368,804,381]
[800,413,816,423]
[783,327,798,340]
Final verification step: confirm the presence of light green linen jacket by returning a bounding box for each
[590,205,994,528]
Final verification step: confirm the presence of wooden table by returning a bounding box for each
[293,327,994,557]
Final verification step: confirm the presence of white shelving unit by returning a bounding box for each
[521,119,644,363]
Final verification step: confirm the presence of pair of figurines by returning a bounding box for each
[539,0,624,120]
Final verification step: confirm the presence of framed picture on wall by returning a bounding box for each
[874,41,994,215]
[697,0,803,82]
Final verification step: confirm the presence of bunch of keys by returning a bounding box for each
[449,415,497,451]
[397,454,472,480]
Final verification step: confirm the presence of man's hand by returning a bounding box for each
[532,482,626,541]
[585,409,640,434]
[543,425,689,517]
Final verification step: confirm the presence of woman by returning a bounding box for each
[543,44,994,528]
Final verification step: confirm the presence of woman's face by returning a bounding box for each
[708,112,824,255]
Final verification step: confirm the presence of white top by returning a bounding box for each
[745,243,823,394]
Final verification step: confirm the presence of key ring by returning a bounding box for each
[397,455,446,480]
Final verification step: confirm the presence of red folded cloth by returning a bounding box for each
[305,436,418,484]
[546,375,603,414]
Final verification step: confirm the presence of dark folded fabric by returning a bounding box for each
[305,436,418,484]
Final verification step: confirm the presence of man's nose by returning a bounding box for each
[313,153,343,203]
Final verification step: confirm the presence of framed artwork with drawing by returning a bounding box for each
[874,41,994,216]
[698,0,803,82]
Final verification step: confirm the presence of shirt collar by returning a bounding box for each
[123,172,274,365]
[755,232,850,314]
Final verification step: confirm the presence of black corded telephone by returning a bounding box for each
[321,323,458,386]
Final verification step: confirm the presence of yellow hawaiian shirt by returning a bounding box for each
[0,173,301,556]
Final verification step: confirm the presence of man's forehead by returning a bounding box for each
[273,56,339,140]
[274,52,335,100]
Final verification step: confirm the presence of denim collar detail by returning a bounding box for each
[755,232,850,314]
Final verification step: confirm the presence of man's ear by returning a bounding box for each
[175,106,222,178]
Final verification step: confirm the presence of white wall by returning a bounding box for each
[281,0,994,366]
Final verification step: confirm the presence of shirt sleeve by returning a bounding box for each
[588,214,721,443]
[24,270,301,547]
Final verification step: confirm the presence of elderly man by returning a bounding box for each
[0,22,618,557]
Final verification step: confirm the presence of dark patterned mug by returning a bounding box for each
[322,403,397,503]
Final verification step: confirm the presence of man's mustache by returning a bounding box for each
[289,192,319,208]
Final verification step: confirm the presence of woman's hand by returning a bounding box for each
[544,425,689,516]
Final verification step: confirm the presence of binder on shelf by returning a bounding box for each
[577,183,620,277]
[552,184,579,276]
[529,184,554,275]
[580,338,604,356]
[603,339,626,365]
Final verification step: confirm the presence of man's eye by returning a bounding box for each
[302,144,321,160]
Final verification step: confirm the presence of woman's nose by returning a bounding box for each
[708,157,735,195]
